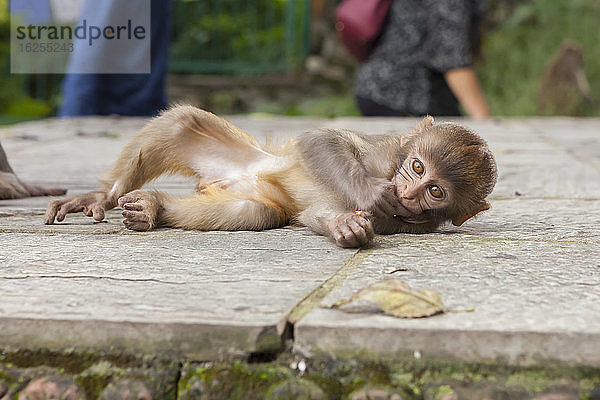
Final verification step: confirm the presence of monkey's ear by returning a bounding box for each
[452,201,491,227]
[410,115,434,135]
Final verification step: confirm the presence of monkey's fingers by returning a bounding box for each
[122,203,144,211]
[335,218,372,248]
[376,188,402,217]
[44,199,83,223]
[122,210,152,231]
[56,201,85,222]
[118,197,131,208]
[44,200,62,224]
[90,204,106,221]
[332,225,359,248]
[118,190,145,208]
[346,218,369,245]
[354,215,375,241]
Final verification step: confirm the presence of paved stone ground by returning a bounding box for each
[1,115,599,399]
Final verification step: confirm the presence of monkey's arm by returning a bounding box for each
[296,202,374,248]
[296,129,404,218]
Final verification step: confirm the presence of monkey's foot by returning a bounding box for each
[44,190,113,224]
[328,212,374,248]
[118,190,163,232]
[22,183,67,197]
[0,171,66,200]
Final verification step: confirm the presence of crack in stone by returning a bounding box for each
[489,196,600,201]
[0,275,185,285]
[460,235,600,245]
[286,249,372,324]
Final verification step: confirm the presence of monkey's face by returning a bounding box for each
[392,151,453,223]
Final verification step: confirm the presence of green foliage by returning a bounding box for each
[3,0,598,119]
[254,95,360,118]
[478,0,600,116]
[247,0,600,117]
[3,98,51,117]
[0,2,53,122]
[0,12,25,112]
[170,0,309,73]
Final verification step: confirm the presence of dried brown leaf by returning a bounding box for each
[332,279,444,318]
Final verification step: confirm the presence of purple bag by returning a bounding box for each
[335,0,392,62]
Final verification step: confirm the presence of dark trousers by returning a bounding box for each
[355,96,410,117]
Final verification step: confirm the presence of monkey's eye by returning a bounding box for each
[411,159,425,175]
[428,185,444,199]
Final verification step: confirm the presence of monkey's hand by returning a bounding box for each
[44,190,114,224]
[328,212,375,248]
[358,180,402,220]
[118,190,164,232]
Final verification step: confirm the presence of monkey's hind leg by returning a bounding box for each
[45,105,273,225]
[118,188,288,232]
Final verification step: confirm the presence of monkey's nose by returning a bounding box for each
[399,198,420,214]
[400,187,419,200]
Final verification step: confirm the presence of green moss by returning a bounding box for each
[179,362,294,400]
[0,370,15,385]
[580,378,600,390]
[75,361,122,400]
[3,346,600,400]
[578,378,600,400]
[0,369,16,397]
[425,384,456,400]
[505,370,576,392]
[265,378,326,400]
[0,357,590,400]
[0,349,141,374]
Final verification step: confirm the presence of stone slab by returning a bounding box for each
[0,211,355,358]
[0,115,344,359]
[2,115,600,367]
[294,216,600,366]
[294,117,600,367]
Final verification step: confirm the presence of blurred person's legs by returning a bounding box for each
[59,0,171,117]
[356,75,462,118]
[355,97,409,117]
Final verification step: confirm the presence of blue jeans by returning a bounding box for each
[59,0,171,117]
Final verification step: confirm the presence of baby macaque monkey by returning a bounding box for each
[44,105,497,247]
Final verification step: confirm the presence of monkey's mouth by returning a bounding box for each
[389,182,432,224]
[395,202,431,224]
[402,216,432,224]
